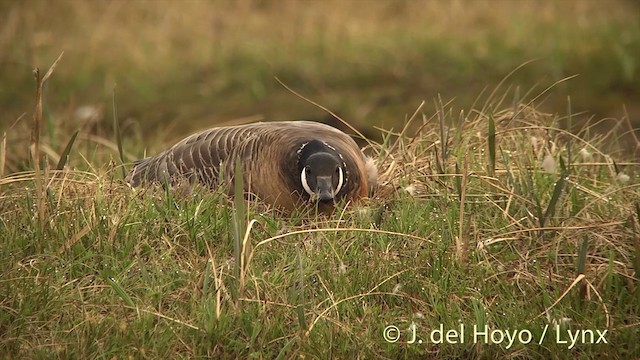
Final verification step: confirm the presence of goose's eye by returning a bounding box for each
[305,167,311,176]
[335,167,340,175]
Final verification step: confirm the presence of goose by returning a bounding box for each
[127,121,377,211]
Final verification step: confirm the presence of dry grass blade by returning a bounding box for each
[232,157,247,293]
[254,228,434,249]
[0,114,26,179]
[32,67,44,229]
[31,52,64,230]
[240,219,258,296]
[436,94,448,170]
[131,307,201,331]
[1,131,6,178]
[481,58,538,115]
[306,268,414,335]
[41,52,64,83]
[530,274,586,322]
[511,86,520,121]
[274,77,375,150]
[305,291,419,337]
[584,279,611,328]
[525,74,579,109]
[456,156,468,262]
[205,242,223,321]
[377,100,426,167]
[57,225,91,254]
[566,97,573,173]
[621,105,640,156]
[112,86,127,178]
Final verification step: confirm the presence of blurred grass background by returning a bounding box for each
[1,0,639,145]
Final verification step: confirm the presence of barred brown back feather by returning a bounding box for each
[127,121,376,211]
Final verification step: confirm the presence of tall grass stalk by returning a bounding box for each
[32,68,44,230]
[31,52,64,231]
[232,158,247,297]
[205,243,223,321]
[634,203,640,278]
[436,94,448,172]
[576,236,589,302]
[1,131,6,178]
[488,114,496,177]
[112,86,126,178]
[456,155,468,262]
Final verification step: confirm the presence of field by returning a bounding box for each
[1,1,640,358]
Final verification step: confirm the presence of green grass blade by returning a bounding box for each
[576,236,589,302]
[32,68,45,231]
[434,147,443,174]
[488,114,496,177]
[55,130,79,170]
[524,169,544,229]
[275,337,296,360]
[633,203,640,277]
[295,246,307,331]
[612,160,620,175]
[202,259,212,295]
[576,236,588,274]
[454,160,461,202]
[500,146,516,191]
[247,322,262,352]
[542,174,566,227]
[436,94,448,169]
[105,276,135,307]
[472,298,485,330]
[566,96,572,174]
[558,155,567,175]
[455,109,464,147]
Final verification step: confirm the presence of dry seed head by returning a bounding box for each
[616,172,630,184]
[541,154,556,173]
[579,148,593,162]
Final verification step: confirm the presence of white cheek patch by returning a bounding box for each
[335,167,344,195]
[300,168,315,197]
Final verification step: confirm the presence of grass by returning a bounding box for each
[1,1,640,358]
[1,52,639,358]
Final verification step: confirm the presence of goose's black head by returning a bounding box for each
[297,140,345,203]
